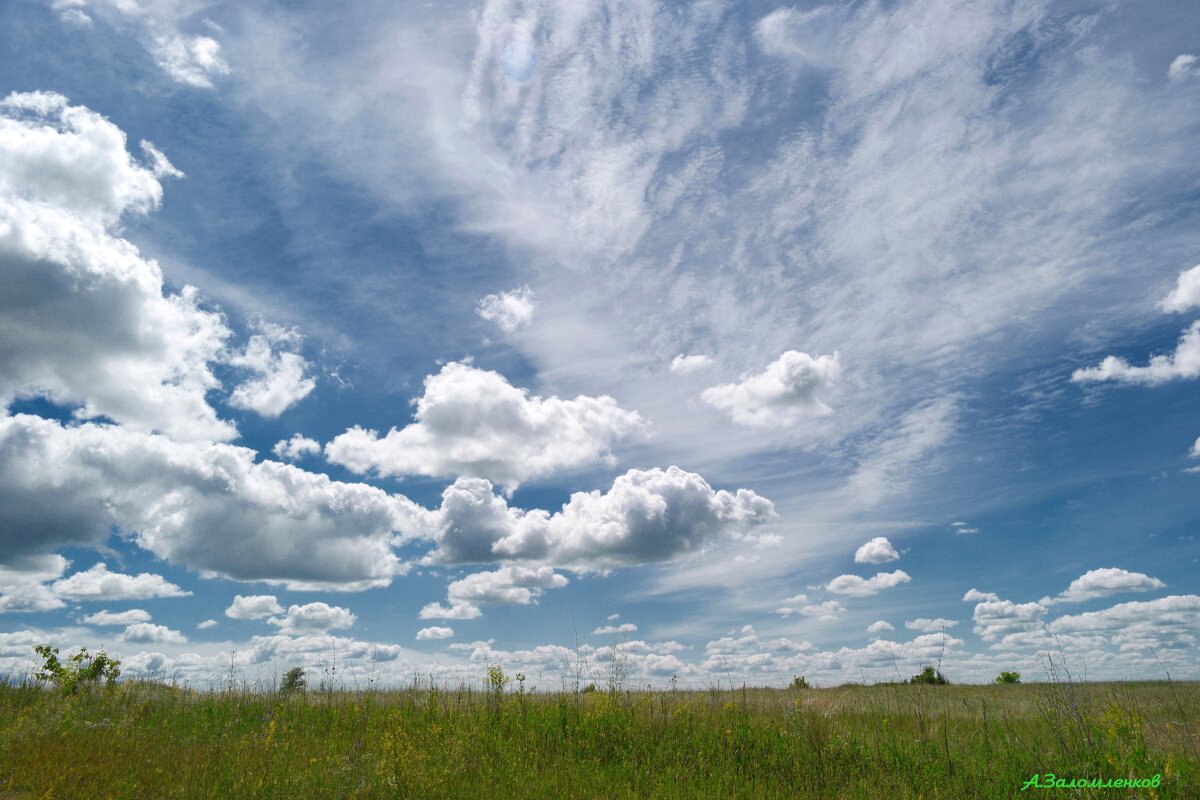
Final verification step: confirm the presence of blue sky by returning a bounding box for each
[0,0,1197,687]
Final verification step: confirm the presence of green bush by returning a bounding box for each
[789,675,811,689]
[909,666,949,685]
[33,644,121,694]
[995,671,1021,684]
[280,667,306,694]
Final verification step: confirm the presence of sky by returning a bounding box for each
[0,0,1197,689]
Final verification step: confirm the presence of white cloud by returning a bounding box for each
[754,6,844,67]
[268,602,357,634]
[0,555,69,590]
[845,396,961,505]
[197,619,217,629]
[0,92,234,442]
[1168,54,1197,81]
[120,622,186,644]
[593,623,637,635]
[52,563,190,601]
[0,414,433,589]
[476,286,536,332]
[56,1,229,88]
[866,620,893,635]
[1072,320,1200,385]
[1191,436,1200,459]
[951,521,980,535]
[81,608,151,626]
[325,361,644,491]
[1048,595,1200,651]
[971,598,1048,644]
[962,588,999,602]
[776,600,845,621]
[701,351,840,427]
[669,354,713,374]
[416,626,454,640]
[227,323,316,418]
[430,466,775,570]
[225,595,284,620]
[1159,264,1200,313]
[420,565,568,621]
[1045,567,1166,605]
[272,433,321,461]
[52,1,91,27]
[417,602,482,621]
[0,584,66,613]
[138,140,184,179]
[854,536,899,564]
[905,618,958,632]
[826,570,911,597]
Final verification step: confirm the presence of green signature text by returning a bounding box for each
[1021,773,1161,790]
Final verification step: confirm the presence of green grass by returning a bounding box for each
[1,677,1197,798]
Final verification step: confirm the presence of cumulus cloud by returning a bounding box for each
[272,433,321,461]
[81,608,151,626]
[1072,321,1200,385]
[669,354,713,374]
[905,618,958,632]
[325,361,644,491]
[197,619,217,629]
[476,286,536,332]
[1048,595,1200,651]
[0,584,66,613]
[0,92,234,441]
[120,622,187,644]
[0,414,433,589]
[0,555,69,590]
[854,537,899,564]
[593,623,637,635]
[776,600,845,621]
[52,563,190,601]
[963,588,999,602]
[420,566,568,620]
[826,570,911,597]
[1044,567,1166,605]
[428,466,775,569]
[417,602,482,621]
[416,626,454,640]
[701,351,840,426]
[268,602,357,634]
[1159,264,1200,313]
[971,598,1048,644]
[1168,54,1197,81]
[866,620,894,635]
[225,595,284,620]
[227,323,316,417]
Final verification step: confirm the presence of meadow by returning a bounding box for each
[1,659,1197,800]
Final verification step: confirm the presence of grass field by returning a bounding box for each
[2,668,1198,800]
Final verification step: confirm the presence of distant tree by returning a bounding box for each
[995,671,1021,685]
[34,645,121,694]
[280,666,306,694]
[789,675,811,690]
[909,665,950,685]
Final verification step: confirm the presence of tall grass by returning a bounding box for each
[0,672,1196,798]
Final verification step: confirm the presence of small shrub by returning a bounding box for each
[909,665,950,685]
[995,671,1021,685]
[485,663,509,695]
[34,644,120,694]
[789,675,811,690]
[280,666,306,694]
